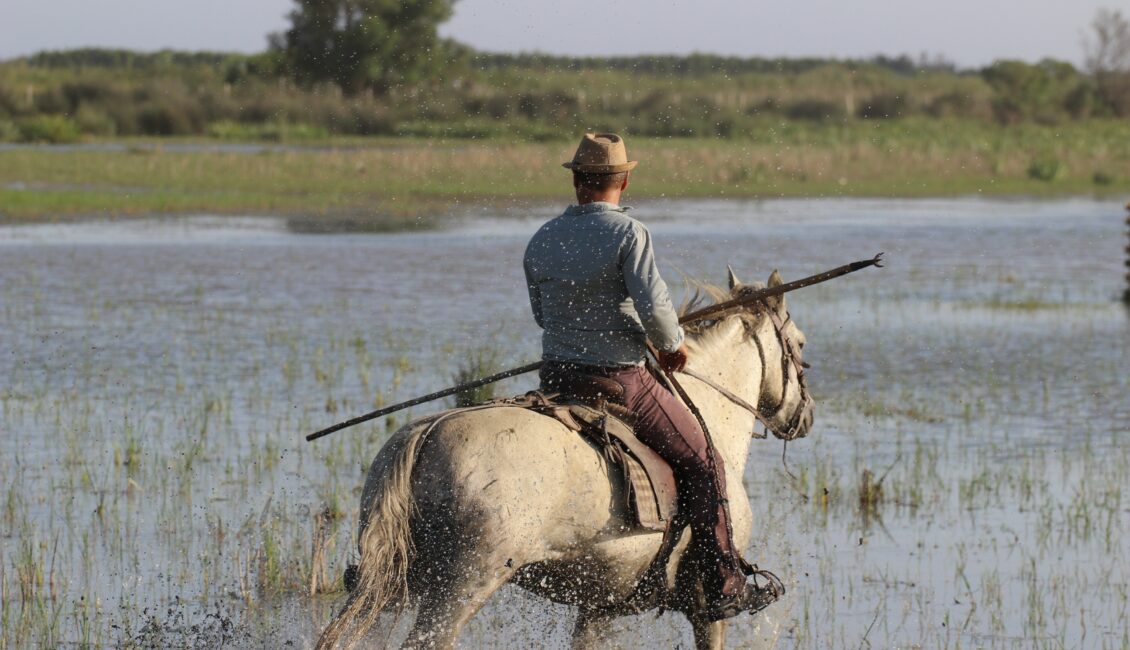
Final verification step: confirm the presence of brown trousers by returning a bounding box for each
[541,362,745,598]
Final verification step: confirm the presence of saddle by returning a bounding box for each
[502,391,678,532]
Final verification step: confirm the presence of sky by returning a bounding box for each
[0,0,1120,68]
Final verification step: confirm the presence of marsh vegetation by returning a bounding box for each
[0,197,1126,648]
[2,121,1129,222]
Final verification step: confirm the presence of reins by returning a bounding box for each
[680,304,814,442]
[679,367,766,439]
[645,342,744,579]
[643,298,813,590]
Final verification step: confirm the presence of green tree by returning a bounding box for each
[981,59,1082,123]
[276,0,457,95]
[1085,8,1130,115]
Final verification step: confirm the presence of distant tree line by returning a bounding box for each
[0,5,1126,142]
[26,48,244,70]
[468,52,958,76]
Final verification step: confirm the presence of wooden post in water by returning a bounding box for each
[1124,201,1130,304]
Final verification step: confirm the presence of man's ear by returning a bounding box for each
[621,172,630,192]
[572,171,581,189]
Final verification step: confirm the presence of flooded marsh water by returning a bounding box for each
[1,197,1127,648]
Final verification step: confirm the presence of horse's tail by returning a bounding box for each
[315,422,432,650]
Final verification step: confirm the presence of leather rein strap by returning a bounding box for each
[679,367,768,439]
[677,304,814,441]
[645,342,746,576]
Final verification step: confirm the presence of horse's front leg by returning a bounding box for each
[688,614,727,650]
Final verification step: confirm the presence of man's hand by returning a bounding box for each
[657,343,690,372]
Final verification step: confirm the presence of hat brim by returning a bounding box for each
[562,160,638,173]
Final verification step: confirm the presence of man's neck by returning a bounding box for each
[575,190,621,205]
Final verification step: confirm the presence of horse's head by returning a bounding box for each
[728,267,815,441]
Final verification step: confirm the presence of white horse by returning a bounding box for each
[316,269,813,650]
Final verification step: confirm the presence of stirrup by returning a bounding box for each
[743,567,785,615]
[703,567,785,622]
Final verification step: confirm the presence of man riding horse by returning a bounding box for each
[523,132,782,621]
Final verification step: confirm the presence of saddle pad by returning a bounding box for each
[565,404,678,532]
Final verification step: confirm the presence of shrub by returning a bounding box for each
[196,88,241,123]
[857,92,909,119]
[31,87,68,114]
[746,97,780,116]
[18,114,81,143]
[101,101,141,135]
[540,90,580,121]
[1092,170,1114,186]
[0,84,26,117]
[1064,83,1102,119]
[74,105,116,136]
[137,102,199,135]
[713,116,736,138]
[483,95,511,119]
[633,89,674,115]
[515,93,542,119]
[785,98,846,121]
[60,80,123,110]
[926,91,992,120]
[346,102,395,135]
[1026,158,1065,181]
[128,79,208,134]
[990,98,1025,125]
[982,59,1082,124]
[0,119,20,142]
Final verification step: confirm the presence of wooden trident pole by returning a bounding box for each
[305,253,883,442]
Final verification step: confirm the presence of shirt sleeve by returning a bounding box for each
[620,222,684,352]
[523,254,544,329]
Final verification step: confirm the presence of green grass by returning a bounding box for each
[1,118,1128,221]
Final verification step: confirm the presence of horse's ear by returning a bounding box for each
[766,270,786,312]
[727,265,742,291]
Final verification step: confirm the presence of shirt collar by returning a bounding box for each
[564,202,631,216]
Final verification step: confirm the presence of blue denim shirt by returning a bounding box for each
[523,202,685,366]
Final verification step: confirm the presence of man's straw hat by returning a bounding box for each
[562,132,638,173]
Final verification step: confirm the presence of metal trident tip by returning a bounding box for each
[872,252,885,268]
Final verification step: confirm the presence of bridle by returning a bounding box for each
[679,304,813,441]
[761,306,815,441]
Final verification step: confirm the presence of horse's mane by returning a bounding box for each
[678,280,765,336]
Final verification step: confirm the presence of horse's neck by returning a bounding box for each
[686,317,764,468]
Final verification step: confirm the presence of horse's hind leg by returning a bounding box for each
[688,615,727,650]
[571,608,616,650]
[402,556,515,650]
